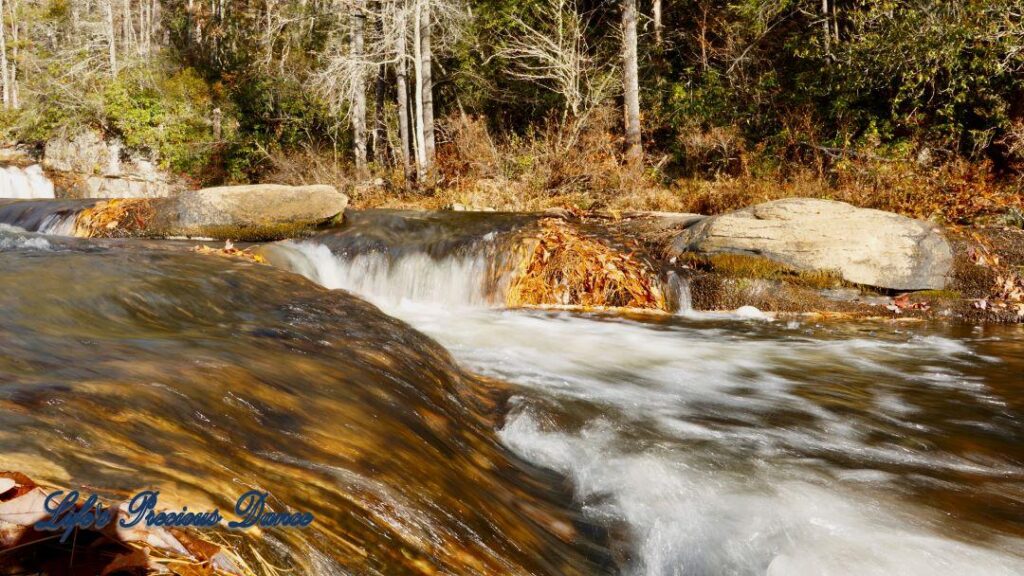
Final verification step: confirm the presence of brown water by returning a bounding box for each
[0,227,611,574]
[2,213,1024,575]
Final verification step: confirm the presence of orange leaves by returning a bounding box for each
[74,199,155,238]
[506,219,667,311]
[192,241,267,264]
[965,232,1024,318]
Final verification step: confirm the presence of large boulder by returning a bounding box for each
[669,198,952,290]
[149,184,347,239]
[0,184,348,241]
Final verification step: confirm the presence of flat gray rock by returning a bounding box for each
[669,198,952,290]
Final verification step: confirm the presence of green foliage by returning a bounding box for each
[649,0,1024,175]
[5,0,1022,187]
[103,67,217,174]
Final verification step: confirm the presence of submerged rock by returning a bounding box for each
[670,198,953,290]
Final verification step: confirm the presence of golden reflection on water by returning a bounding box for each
[0,248,611,575]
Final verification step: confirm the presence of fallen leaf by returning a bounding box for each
[101,548,166,575]
[0,486,50,526]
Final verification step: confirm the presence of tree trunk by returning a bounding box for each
[653,0,662,46]
[372,4,387,165]
[395,0,413,180]
[412,0,427,178]
[621,0,642,165]
[7,0,15,109]
[821,0,830,54]
[0,0,8,109]
[212,107,222,141]
[351,0,368,172]
[123,0,135,51]
[105,0,118,76]
[419,0,435,172]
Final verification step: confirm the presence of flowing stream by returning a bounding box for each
[263,211,1024,575]
[1,210,1023,575]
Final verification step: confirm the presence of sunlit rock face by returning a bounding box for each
[0,228,610,575]
[671,198,953,290]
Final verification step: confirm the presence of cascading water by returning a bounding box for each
[0,164,55,199]
[260,210,690,312]
[264,211,1024,575]
[0,223,613,575]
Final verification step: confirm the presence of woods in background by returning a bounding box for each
[0,1,1021,216]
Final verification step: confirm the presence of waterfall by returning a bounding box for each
[256,211,694,313]
[262,240,510,309]
[265,237,694,315]
[0,165,56,199]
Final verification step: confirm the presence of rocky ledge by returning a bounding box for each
[602,199,1023,323]
[0,184,348,241]
[668,198,953,291]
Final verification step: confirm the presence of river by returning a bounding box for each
[1,209,1023,575]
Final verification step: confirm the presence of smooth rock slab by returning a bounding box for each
[0,184,348,241]
[153,184,347,239]
[669,198,952,290]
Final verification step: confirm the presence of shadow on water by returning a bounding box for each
[0,230,614,574]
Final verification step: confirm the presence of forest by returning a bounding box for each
[0,0,1022,220]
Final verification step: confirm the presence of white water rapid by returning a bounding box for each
[0,165,55,199]
[267,237,1024,576]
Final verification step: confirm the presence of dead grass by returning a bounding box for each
[678,252,846,290]
[74,199,154,238]
[261,113,1022,225]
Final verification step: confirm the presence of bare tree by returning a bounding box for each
[497,0,617,150]
[412,0,427,176]
[653,0,662,46]
[419,0,435,171]
[622,0,642,164]
[123,0,136,50]
[352,0,368,172]
[394,0,413,179]
[5,0,17,109]
[0,0,8,109]
[105,0,118,76]
[821,0,830,54]
[372,2,388,164]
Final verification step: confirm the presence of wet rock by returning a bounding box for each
[670,198,953,290]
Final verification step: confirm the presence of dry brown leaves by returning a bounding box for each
[967,233,1024,318]
[506,218,667,311]
[192,241,267,264]
[0,470,252,576]
[74,199,155,238]
[886,293,932,315]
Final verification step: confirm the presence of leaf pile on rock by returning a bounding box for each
[74,199,155,238]
[0,471,252,576]
[506,218,667,311]
[192,241,267,264]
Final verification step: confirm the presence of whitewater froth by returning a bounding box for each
[265,229,1024,576]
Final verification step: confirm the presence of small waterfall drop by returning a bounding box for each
[264,240,511,308]
[0,165,56,199]
[262,210,692,314]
